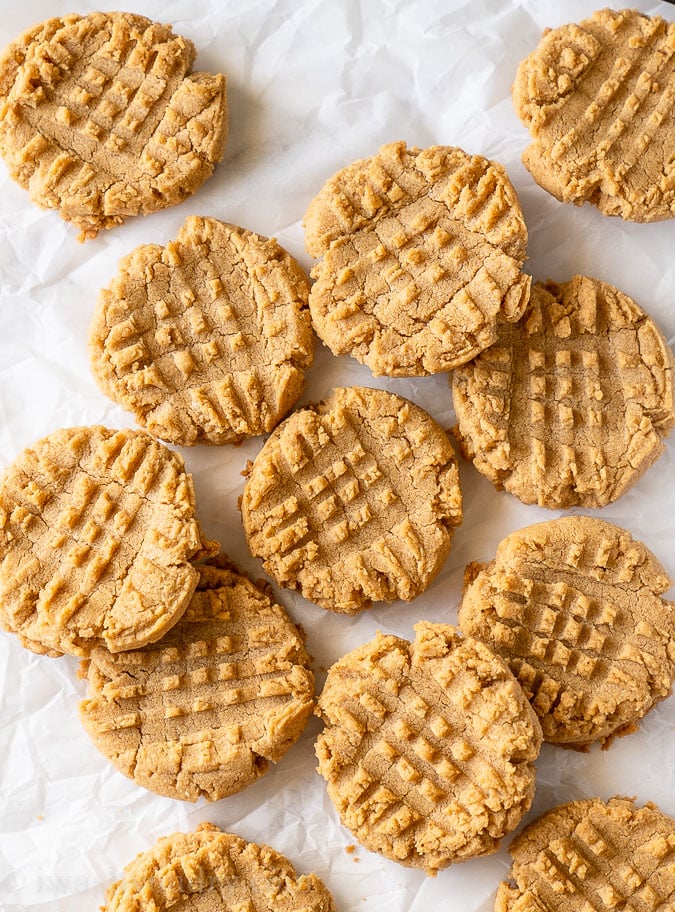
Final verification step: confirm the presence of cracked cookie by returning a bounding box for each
[0,425,211,657]
[513,8,675,222]
[459,517,675,749]
[303,141,531,376]
[496,797,675,912]
[315,622,542,875]
[103,821,336,912]
[241,386,462,614]
[89,216,314,446]
[452,274,674,509]
[0,12,227,239]
[79,557,314,801]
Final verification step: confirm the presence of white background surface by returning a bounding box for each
[0,1,674,910]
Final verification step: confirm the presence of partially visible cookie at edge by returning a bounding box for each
[452,274,675,509]
[315,622,542,875]
[89,216,314,446]
[513,8,675,222]
[79,557,315,802]
[459,516,675,748]
[0,425,212,657]
[241,385,462,614]
[496,797,675,912]
[304,141,531,377]
[0,12,227,239]
[103,821,336,912]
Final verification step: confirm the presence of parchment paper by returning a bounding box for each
[0,2,674,910]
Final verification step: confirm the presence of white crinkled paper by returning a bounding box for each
[0,1,674,909]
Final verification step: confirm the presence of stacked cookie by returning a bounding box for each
[0,6,674,912]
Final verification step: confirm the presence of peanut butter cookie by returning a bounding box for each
[0,13,227,239]
[452,275,674,508]
[459,517,675,748]
[304,141,531,376]
[89,216,314,446]
[513,8,675,222]
[315,623,542,875]
[0,425,211,657]
[241,386,462,614]
[496,797,675,912]
[79,557,314,802]
[103,822,336,912]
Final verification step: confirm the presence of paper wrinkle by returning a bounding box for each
[0,1,674,910]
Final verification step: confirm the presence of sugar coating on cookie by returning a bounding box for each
[453,274,674,509]
[0,425,209,657]
[303,141,531,376]
[103,821,336,912]
[315,623,542,875]
[90,216,314,446]
[513,8,675,222]
[241,386,462,614]
[459,517,675,748]
[0,13,227,239]
[79,558,314,802]
[496,797,675,912]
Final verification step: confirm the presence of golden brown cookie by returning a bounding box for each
[0,13,227,239]
[89,216,314,447]
[513,8,675,222]
[0,425,211,657]
[315,623,542,875]
[79,557,314,802]
[103,821,336,912]
[452,274,675,509]
[241,386,462,614]
[459,517,675,749]
[303,141,531,376]
[496,797,675,912]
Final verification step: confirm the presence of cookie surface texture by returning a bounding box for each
[79,558,314,801]
[90,216,314,446]
[315,622,542,874]
[496,797,675,912]
[303,141,531,376]
[103,821,336,912]
[0,13,227,238]
[513,8,675,222]
[459,517,675,748]
[241,386,462,614]
[452,274,674,508]
[0,425,208,657]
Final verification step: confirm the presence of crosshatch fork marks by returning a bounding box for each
[452,275,674,509]
[315,623,541,875]
[496,797,675,912]
[0,12,227,238]
[304,141,531,376]
[90,216,314,446]
[0,426,208,657]
[513,8,675,221]
[242,386,462,614]
[459,517,675,747]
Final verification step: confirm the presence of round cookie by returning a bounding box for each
[0,13,227,239]
[496,797,675,912]
[303,140,531,376]
[89,216,314,446]
[241,385,463,614]
[459,517,675,748]
[0,425,211,657]
[452,274,675,509]
[103,821,336,912]
[79,557,315,802]
[315,622,542,875]
[513,8,675,222]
